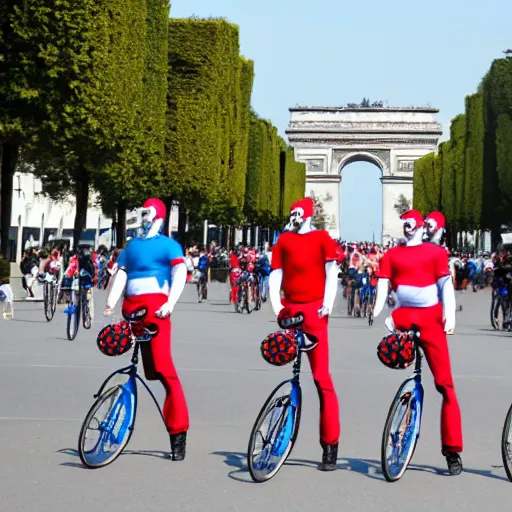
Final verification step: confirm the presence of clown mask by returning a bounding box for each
[400,210,425,246]
[139,198,166,239]
[425,212,446,245]
[286,197,315,233]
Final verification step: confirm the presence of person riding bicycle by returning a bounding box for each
[373,209,463,475]
[493,252,512,329]
[104,198,189,461]
[196,249,209,300]
[254,249,271,301]
[269,196,341,472]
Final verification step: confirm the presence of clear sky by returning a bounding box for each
[171,0,511,241]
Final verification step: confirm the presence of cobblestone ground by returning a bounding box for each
[0,283,511,511]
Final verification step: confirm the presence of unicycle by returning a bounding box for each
[247,314,317,482]
[381,328,423,482]
[78,309,165,469]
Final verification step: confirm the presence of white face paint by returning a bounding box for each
[288,207,305,233]
[402,218,417,240]
[425,219,438,239]
[140,207,157,237]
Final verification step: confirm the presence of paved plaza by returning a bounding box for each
[0,283,511,511]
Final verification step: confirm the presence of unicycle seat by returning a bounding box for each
[122,308,148,322]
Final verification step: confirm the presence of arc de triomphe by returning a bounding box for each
[286,106,442,243]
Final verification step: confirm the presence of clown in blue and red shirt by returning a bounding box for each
[104,198,189,461]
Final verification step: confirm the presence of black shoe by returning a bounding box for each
[168,432,187,461]
[319,442,338,471]
[444,451,463,475]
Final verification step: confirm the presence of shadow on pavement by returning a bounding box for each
[212,451,509,483]
[57,447,169,469]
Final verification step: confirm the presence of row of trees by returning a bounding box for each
[0,4,305,257]
[413,56,512,247]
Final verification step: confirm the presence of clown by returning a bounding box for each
[425,211,446,246]
[373,210,463,475]
[269,197,343,471]
[104,198,189,461]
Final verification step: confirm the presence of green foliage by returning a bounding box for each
[496,114,512,220]
[440,141,455,226]
[0,255,10,285]
[450,115,467,229]
[166,18,253,224]
[413,155,428,214]
[281,147,306,217]
[464,93,485,229]
[413,153,436,213]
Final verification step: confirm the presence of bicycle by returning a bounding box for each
[42,273,59,322]
[247,314,317,482]
[491,280,510,331]
[501,396,512,481]
[381,327,423,482]
[65,271,94,340]
[367,283,377,326]
[257,272,269,303]
[235,271,253,314]
[78,308,164,469]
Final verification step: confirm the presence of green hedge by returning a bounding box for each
[440,141,455,226]
[413,153,436,213]
[464,93,484,230]
[281,147,306,217]
[450,115,467,230]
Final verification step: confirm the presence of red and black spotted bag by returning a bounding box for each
[261,330,298,366]
[377,332,416,370]
[97,321,133,357]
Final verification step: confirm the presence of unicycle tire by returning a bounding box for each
[78,384,136,469]
[248,380,302,483]
[501,401,512,481]
[381,378,422,482]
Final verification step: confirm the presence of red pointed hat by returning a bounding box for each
[290,197,314,219]
[400,209,424,227]
[426,211,445,230]
[143,198,166,220]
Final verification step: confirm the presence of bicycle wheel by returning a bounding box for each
[197,281,203,303]
[501,402,512,481]
[67,301,80,341]
[82,292,92,329]
[78,382,137,469]
[254,280,262,311]
[245,283,253,314]
[248,379,302,483]
[381,377,423,482]
[51,284,58,316]
[44,283,54,322]
[491,294,502,330]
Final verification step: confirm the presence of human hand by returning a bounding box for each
[156,301,172,319]
[103,306,113,316]
[384,315,395,333]
[317,305,330,318]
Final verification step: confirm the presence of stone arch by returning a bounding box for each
[286,106,442,240]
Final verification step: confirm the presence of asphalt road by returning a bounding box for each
[1,283,511,511]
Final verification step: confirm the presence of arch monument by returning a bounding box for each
[286,106,442,243]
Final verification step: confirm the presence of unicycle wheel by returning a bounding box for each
[78,384,136,469]
[248,380,301,482]
[381,377,423,482]
[501,401,512,481]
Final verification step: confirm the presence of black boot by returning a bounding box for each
[443,451,463,476]
[168,432,187,461]
[319,442,338,471]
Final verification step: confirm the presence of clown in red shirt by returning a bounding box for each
[104,198,189,461]
[374,210,463,475]
[269,197,343,472]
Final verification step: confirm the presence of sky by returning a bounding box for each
[171,0,512,241]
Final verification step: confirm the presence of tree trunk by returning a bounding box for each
[177,206,187,246]
[163,197,174,236]
[73,166,89,248]
[116,200,127,248]
[1,143,17,259]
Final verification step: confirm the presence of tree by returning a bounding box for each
[310,191,327,230]
[394,194,411,215]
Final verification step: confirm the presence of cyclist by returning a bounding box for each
[493,252,512,330]
[254,249,271,302]
[374,210,463,475]
[196,248,209,301]
[229,248,241,304]
[270,197,341,472]
[104,198,189,461]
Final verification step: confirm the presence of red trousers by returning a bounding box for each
[122,293,189,434]
[284,299,340,445]
[229,270,240,304]
[391,303,463,453]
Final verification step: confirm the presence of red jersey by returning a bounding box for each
[271,230,339,303]
[378,243,450,307]
[229,253,239,269]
